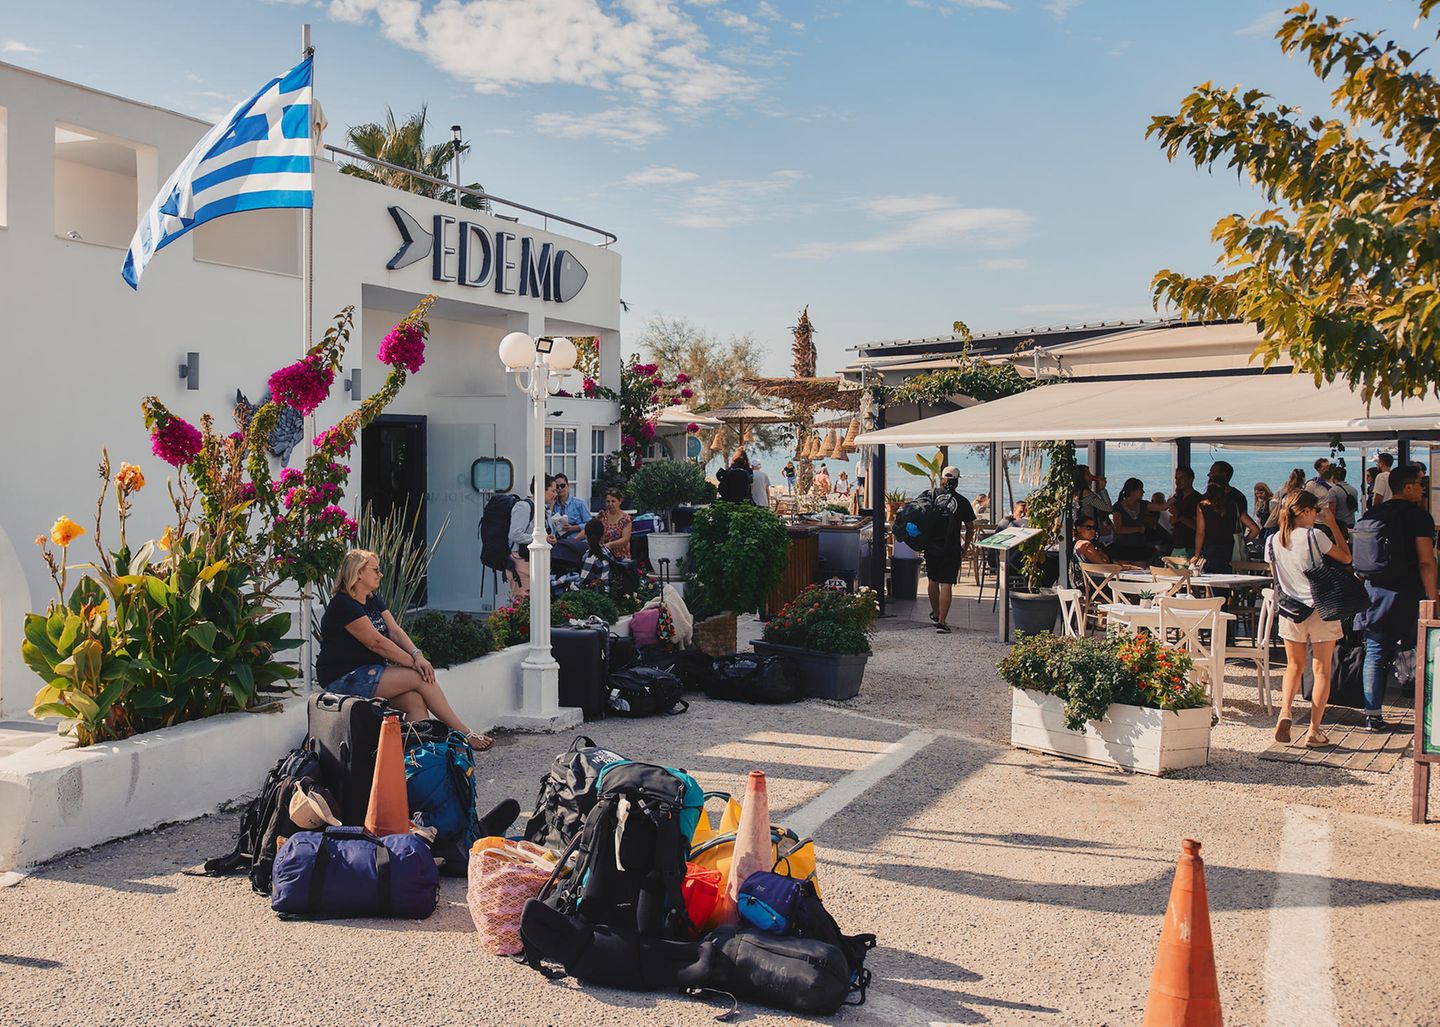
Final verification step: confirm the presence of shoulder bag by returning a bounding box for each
[1304,531,1369,622]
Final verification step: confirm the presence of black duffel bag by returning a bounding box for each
[639,646,717,692]
[707,926,855,1015]
[705,654,802,704]
[608,667,688,717]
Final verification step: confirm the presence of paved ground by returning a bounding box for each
[2,580,1438,1026]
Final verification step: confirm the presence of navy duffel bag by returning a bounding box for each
[271,826,439,919]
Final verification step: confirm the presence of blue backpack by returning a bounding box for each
[404,728,480,874]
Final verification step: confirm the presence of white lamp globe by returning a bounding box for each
[546,336,578,371]
[499,331,536,370]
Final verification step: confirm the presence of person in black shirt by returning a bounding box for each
[920,466,976,634]
[717,451,754,504]
[316,549,493,751]
[1206,460,1260,544]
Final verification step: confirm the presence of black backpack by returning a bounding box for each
[608,667,689,717]
[895,491,956,549]
[197,743,321,894]
[481,494,530,572]
[640,647,716,691]
[538,762,695,940]
[522,735,628,851]
[706,654,803,704]
[1351,507,1398,583]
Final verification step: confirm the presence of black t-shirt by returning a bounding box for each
[919,487,976,554]
[1363,500,1436,593]
[717,466,753,503]
[316,592,390,687]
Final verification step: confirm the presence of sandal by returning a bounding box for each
[1274,716,1292,744]
[466,732,495,753]
[1304,731,1331,748]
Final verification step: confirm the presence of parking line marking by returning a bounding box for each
[1264,806,1337,1027]
[786,730,936,838]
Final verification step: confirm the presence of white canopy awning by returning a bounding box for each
[855,372,1440,447]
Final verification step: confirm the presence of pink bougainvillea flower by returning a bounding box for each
[268,355,334,415]
[378,322,426,373]
[151,415,204,467]
[621,433,637,446]
[671,398,683,405]
[679,387,694,399]
[686,422,699,433]
[314,426,356,455]
[675,372,690,384]
[582,377,596,394]
[238,482,256,501]
[280,468,304,486]
[641,421,656,440]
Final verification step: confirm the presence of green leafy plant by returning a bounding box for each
[1018,441,1079,589]
[763,585,879,654]
[896,450,946,492]
[405,610,495,669]
[885,358,1032,406]
[687,503,790,617]
[884,489,909,505]
[487,591,623,648]
[627,459,712,525]
[823,503,851,515]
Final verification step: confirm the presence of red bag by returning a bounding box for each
[630,607,662,646]
[682,861,723,937]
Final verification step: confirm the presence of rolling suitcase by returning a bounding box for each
[307,693,396,825]
[554,625,610,721]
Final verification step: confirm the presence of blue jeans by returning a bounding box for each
[1361,636,1390,714]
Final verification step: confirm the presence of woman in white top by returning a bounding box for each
[1264,489,1351,747]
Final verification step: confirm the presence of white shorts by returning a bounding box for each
[1277,609,1343,644]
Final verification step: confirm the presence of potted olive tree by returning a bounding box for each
[755,584,878,700]
[627,459,713,572]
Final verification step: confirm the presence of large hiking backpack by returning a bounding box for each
[198,743,321,894]
[538,761,704,940]
[522,736,629,851]
[895,490,958,549]
[404,724,481,876]
[481,493,530,572]
[1351,509,1398,583]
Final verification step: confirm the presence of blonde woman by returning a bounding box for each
[316,550,493,751]
[1264,490,1351,746]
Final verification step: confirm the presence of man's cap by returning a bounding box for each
[941,466,960,481]
[288,781,342,830]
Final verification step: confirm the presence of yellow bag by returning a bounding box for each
[688,791,820,898]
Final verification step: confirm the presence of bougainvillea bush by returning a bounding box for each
[26,298,435,745]
[585,355,692,476]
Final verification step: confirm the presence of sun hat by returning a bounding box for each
[288,780,342,830]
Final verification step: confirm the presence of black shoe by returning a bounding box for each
[1364,715,1389,732]
[935,623,952,633]
[928,612,938,623]
[477,798,521,838]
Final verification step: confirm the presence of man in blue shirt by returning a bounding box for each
[550,473,592,564]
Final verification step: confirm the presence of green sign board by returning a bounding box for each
[978,526,1043,551]
[1425,625,1440,758]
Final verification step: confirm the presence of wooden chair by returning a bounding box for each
[1226,587,1277,715]
[1158,595,1227,718]
[1056,587,1085,637]
[1077,562,1123,631]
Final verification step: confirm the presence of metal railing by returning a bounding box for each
[322,144,618,248]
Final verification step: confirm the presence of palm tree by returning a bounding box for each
[340,105,491,211]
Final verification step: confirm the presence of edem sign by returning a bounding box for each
[385,206,588,303]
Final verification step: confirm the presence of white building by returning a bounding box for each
[0,62,623,717]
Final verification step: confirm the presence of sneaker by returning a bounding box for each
[935,623,952,633]
[1364,714,1389,732]
[928,612,938,623]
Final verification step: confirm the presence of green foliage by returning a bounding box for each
[1018,441,1079,588]
[627,460,712,518]
[885,359,1033,406]
[884,489,909,505]
[340,105,491,210]
[487,591,623,648]
[317,502,447,631]
[557,589,622,625]
[1149,1,1440,406]
[997,630,1206,731]
[763,585,879,654]
[405,610,495,669]
[896,451,947,492]
[688,503,791,617]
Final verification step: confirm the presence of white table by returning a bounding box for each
[1098,603,1237,721]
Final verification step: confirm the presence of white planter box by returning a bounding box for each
[646,532,690,570]
[1009,687,1211,776]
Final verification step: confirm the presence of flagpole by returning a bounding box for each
[301,22,316,694]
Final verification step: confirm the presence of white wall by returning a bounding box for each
[52,159,136,248]
[192,207,301,277]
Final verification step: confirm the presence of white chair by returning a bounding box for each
[1078,562,1122,631]
[1056,587,1085,637]
[1158,595,1227,718]
[1227,587,1278,715]
[1110,578,1159,605]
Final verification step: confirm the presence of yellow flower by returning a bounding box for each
[157,525,177,552]
[50,516,86,548]
[115,462,146,493]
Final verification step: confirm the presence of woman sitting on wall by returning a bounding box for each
[316,549,493,752]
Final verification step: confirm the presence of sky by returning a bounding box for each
[2,0,1432,377]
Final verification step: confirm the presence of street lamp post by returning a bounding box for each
[499,331,578,721]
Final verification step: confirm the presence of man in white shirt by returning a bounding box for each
[750,460,772,507]
[507,475,558,600]
[1372,452,1394,506]
[1327,465,1359,530]
[1304,457,1346,519]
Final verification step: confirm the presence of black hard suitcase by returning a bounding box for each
[554,626,609,721]
[307,693,396,825]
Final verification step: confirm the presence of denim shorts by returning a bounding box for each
[325,663,386,699]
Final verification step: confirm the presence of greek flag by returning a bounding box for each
[122,55,313,290]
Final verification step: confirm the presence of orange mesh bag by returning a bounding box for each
[466,837,557,955]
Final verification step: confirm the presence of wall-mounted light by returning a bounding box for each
[343,368,362,402]
[178,351,199,390]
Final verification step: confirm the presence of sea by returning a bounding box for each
[733,440,1393,511]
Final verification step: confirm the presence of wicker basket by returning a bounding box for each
[694,612,738,657]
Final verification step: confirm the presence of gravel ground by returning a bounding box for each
[1,601,1437,1026]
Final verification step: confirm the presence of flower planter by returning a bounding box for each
[753,640,869,700]
[646,532,690,574]
[1009,687,1211,776]
[1009,589,1060,636]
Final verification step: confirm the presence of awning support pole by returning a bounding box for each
[870,442,887,614]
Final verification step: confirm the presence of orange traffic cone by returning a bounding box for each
[364,715,411,837]
[726,771,772,906]
[1143,838,1222,1026]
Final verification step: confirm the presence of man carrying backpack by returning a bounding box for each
[919,466,976,634]
[1351,464,1438,730]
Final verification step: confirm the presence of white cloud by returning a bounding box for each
[533,107,667,145]
[755,1,780,19]
[1236,9,1286,38]
[661,169,806,229]
[789,197,1032,260]
[625,165,699,185]
[1043,0,1079,17]
[946,0,1010,9]
[326,0,755,110]
[717,10,757,31]
[3,40,42,54]
[980,257,1027,271]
